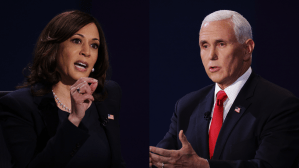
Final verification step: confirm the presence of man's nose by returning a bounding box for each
[208,47,217,60]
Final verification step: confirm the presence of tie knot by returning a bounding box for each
[217,90,227,103]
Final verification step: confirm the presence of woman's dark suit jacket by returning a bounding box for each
[0,80,125,168]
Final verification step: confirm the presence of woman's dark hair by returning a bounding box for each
[18,10,109,101]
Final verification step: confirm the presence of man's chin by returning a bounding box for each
[208,75,223,84]
[208,76,230,89]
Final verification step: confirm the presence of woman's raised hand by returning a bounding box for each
[68,77,98,127]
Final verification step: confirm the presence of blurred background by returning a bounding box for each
[1,0,299,167]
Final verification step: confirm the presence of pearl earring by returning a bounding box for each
[92,68,95,72]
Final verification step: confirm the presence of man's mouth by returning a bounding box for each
[209,66,220,72]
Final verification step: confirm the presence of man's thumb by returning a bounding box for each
[179,130,189,147]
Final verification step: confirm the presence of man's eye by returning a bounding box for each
[219,43,225,46]
[91,43,99,49]
[72,39,81,44]
[201,44,208,49]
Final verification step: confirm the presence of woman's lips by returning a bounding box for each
[209,66,220,72]
[74,60,88,72]
[74,64,87,72]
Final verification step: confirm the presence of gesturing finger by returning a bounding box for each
[89,79,98,93]
[150,146,174,157]
[151,152,167,163]
[178,130,190,147]
[79,94,94,102]
[78,82,92,95]
[71,81,86,93]
[77,77,98,83]
[151,152,177,167]
[149,152,152,167]
[71,81,93,95]
[70,82,84,93]
[71,77,97,88]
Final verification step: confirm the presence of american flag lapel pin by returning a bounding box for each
[108,114,114,120]
[234,106,241,113]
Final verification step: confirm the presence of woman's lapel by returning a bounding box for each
[33,91,59,138]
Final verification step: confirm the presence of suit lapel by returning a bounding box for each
[194,86,214,158]
[32,84,121,167]
[212,72,259,159]
[94,100,121,168]
[33,91,59,138]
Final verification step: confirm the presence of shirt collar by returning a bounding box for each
[214,67,252,102]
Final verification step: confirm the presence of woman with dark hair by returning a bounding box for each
[0,10,125,168]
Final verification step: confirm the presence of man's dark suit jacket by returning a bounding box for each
[0,80,125,168]
[157,72,299,168]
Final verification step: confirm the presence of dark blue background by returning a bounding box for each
[150,0,299,146]
[0,0,149,167]
[1,0,299,167]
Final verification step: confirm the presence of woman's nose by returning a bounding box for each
[80,43,90,57]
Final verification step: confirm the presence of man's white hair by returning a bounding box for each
[201,10,252,44]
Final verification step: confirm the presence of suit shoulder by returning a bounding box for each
[0,88,35,120]
[104,80,122,107]
[177,84,214,107]
[105,80,121,92]
[0,87,33,106]
[257,76,297,100]
[104,80,122,103]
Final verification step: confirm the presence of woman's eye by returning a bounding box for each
[71,39,81,44]
[91,43,99,49]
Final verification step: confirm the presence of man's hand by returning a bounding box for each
[149,130,210,168]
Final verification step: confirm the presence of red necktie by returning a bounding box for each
[209,90,227,159]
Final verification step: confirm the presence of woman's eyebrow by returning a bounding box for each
[74,33,84,37]
[74,33,99,41]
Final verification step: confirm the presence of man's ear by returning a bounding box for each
[243,39,255,61]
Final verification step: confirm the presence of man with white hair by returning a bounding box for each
[149,10,299,168]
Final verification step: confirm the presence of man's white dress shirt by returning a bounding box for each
[209,67,252,130]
